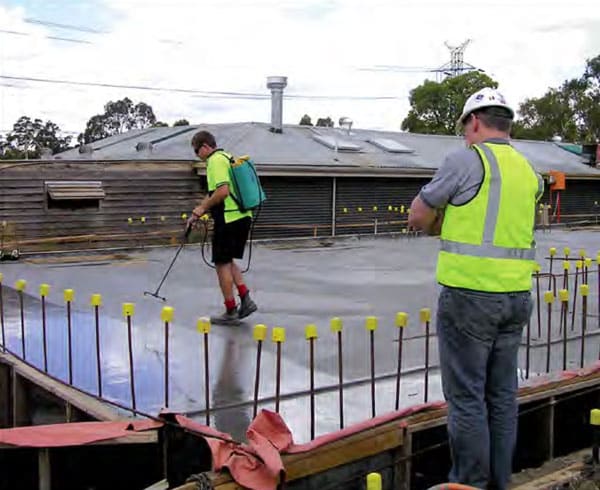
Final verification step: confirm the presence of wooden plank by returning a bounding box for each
[0,352,119,422]
[12,369,28,427]
[38,448,51,490]
[0,363,11,428]
[282,419,404,481]
[0,430,158,450]
[93,431,158,446]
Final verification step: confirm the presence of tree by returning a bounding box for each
[173,119,190,126]
[401,72,498,135]
[153,121,169,127]
[511,86,578,141]
[512,54,600,142]
[316,117,334,127]
[79,97,157,144]
[299,114,313,126]
[2,116,71,159]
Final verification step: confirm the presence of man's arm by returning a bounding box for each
[408,195,443,235]
[408,148,481,235]
[194,184,229,217]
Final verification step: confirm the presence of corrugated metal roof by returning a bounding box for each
[55,122,600,177]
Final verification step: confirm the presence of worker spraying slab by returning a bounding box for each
[186,130,260,326]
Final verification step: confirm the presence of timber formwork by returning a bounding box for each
[1,349,598,490]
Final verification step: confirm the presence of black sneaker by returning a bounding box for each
[210,309,240,326]
[238,293,258,319]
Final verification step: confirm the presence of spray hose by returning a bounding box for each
[198,204,261,274]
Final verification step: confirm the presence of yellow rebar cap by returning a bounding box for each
[39,284,50,297]
[580,285,589,297]
[365,316,378,331]
[591,409,600,426]
[366,472,382,490]
[544,291,554,304]
[122,303,135,317]
[197,317,211,334]
[253,324,267,341]
[559,289,569,302]
[90,294,102,307]
[272,327,286,343]
[330,317,342,333]
[305,324,318,340]
[419,308,431,323]
[395,312,408,328]
[15,279,26,291]
[161,306,174,323]
[63,289,74,302]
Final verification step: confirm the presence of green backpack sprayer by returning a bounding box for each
[198,152,266,270]
[227,154,267,213]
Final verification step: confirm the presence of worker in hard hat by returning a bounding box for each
[408,87,543,490]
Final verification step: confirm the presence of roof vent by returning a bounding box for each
[338,117,353,135]
[135,141,154,152]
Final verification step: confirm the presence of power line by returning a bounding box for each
[0,74,402,101]
[22,17,183,46]
[0,29,92,45]
[359,65,438,73]
[24,18,107,35]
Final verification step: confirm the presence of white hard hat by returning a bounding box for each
[457,87,514,126]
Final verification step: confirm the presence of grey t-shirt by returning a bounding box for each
[419,139,543,208]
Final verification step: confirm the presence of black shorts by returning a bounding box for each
[212,217,252,265]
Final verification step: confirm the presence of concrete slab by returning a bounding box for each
[0,230,599,442]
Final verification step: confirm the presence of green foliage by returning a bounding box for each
[78,97,157,144]
[0,116,71,159]
[401,72,498,135]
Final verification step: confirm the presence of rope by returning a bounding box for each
[185,473,214,490]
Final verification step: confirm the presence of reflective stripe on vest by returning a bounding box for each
[440,144,536,261]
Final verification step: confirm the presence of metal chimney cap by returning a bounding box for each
[267,76,287,90]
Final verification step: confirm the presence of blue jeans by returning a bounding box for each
[437,286,532,490]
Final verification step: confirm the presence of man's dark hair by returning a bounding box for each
[191,131,217,152]
[474,107,513,133]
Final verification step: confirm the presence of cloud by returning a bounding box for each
[0,0,599,136]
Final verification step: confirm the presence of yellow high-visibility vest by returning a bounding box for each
[437,142,541,292]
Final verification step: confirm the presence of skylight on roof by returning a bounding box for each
[368,138,414,153]
[311,133,362,152]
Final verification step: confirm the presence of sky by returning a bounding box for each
[0,0,599,138]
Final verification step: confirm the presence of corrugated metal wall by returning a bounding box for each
[539,179,600,223]
[2,162,600,253]
[0,162,201,252]
[335,177,428,236]
[253,177,332,238]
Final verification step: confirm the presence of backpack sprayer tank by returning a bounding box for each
[229,156,266,212]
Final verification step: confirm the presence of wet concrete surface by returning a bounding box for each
[0,230,599,442]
